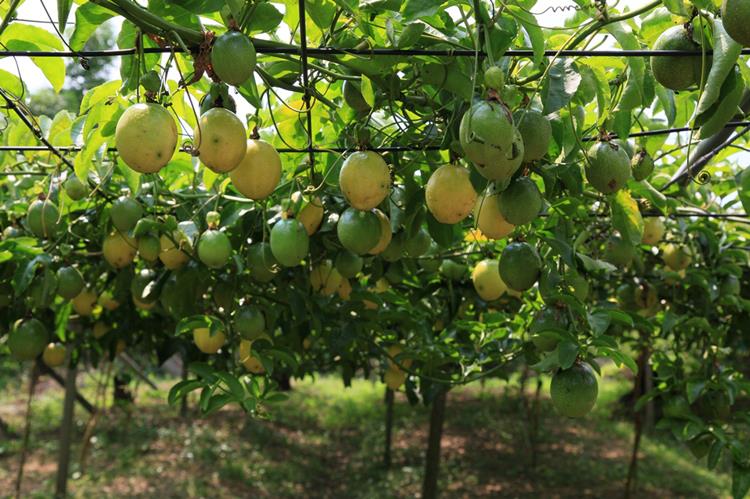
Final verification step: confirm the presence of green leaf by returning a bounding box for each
[246,3,284,33]
[360,75,375,107]
[398,22,425,49]
[1,24,65,92]
[402,0,442,20]
[0,69,23,97]
[606,22,644,110]
[57,0,73,33]
[697,66,744,139]
[610,190,644,245]
[695,19,742,118]
[557,341,579,369]
[215,372,246,400]
[70,2,114,51]
[167,379,204,406]
[587,310,611,336]
[541,59,582,115]
[686,380,706,404]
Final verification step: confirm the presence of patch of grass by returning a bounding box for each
[0,366,731,498]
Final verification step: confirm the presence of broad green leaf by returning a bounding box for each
[541,59,582,115]
[47,110,74,146]
[607,22,644,111]
[246,3,284,33]
[116,157,141,194]
[57,0,73,33]
[402,0,442,20]
[0,69,23,97]
[697,66,744,139]
[70,2,114,51]
[1,24,65,92]
[733,463,750,499]
[360,75,375,107]
[610,190,644,245]
[557,341,579,369]
[398,22,425,49]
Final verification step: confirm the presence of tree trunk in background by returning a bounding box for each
[624,350,649,499]
[422,390,447,499]
[15,362,39,499]
[384,388,394,469]
[180,355,189,418]
[55,350,77,499]
[273,372,292,391]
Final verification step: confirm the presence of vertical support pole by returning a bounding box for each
[384,387,394,468]
[297,0,315,170]
[56,345,76,498]
[422,390,447,499]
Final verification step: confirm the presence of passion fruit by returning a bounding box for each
[247,242,278,282]
[631,149,654,181]
[8,319,48,361]
[131,269,159,304]
[585,141,631,194]
[230,139,281,199]
[64,174,87,200]
[425,164,477,224]
[514,109,552,162]
[42,342,66,367]
[339,151,391,210]
[110,196,143,233]
[441,259,467,281]
[604,235,635,267]
[115,103,177,173]
[238,340,265,373]
[497,176,542,225]
[337,208,381,255]
[471,259,508,301]
[460,100,524,182]
[193,107,247,173]
[474,192,515,240]
[138,234,161,262]
[337,278,353,300]
[499,242,541,292]
[56,266,84,299]
[103,231,137,268]
[550,362,599,418]
[234,306,265,340]
[310,260,343,295]
[529,307,568,352]
[336,250,363,279]
[71,289,97,316]
[405,227,432,257]
[381,232,405,262]
[27,199,60,239]
[270,219,309,267]
[641,217,665,245]
[193,327,226,354]
[211,31,256,86]
[650,25,706,91]
[159,232,191,270]
[723,0,750,47]
[368,209,393,255]
[286,191,324,235]
[483,66,505,91]
[198,229,233,269]
[662,243,692,271]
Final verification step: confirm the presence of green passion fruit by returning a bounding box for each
[131,268,159,304]
[585,141,631,194]
[138,234,161,262]
[460,100,524,182]
[110,196,143,233]
[497,176,542,226]
[499,242,541,292]
[404,227,432,257]
[115,103,177,174]
[650,25,707,91]
[64,174,87,200]
[270,219,309,267]
[234,306,266,341]
[483,66,505,91]
[211,31,256,86]
[550,362,599,418]
[529,307,568,352]
[335,250,363,279]
[513,109,552,162]
[27,199,60,239]
[337,208,382,255]
[604,235,635,267]
[198,229,233,269]
[440,259,467,281]
[8,318,48,361]
[56,266,84,299]
[247,242,278,282]
[631,149,655,181]
[723,0,750,47]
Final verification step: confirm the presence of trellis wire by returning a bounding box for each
[2,47,750,58]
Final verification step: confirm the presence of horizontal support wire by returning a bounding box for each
[2,121,748,154]
[0,47,747,58]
